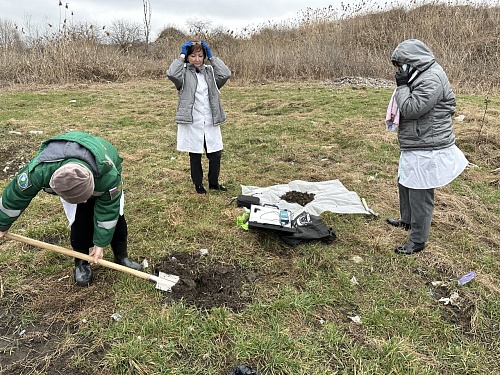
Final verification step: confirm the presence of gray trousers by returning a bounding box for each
[398,181,434,243]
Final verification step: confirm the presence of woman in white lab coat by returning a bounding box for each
[166,40,232,194]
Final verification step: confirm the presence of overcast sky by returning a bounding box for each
[0,0,360,38]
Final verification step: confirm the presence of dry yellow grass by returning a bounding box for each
[1,2,499,92]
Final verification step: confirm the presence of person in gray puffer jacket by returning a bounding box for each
[386,39,468,255]
[167,40,231,194]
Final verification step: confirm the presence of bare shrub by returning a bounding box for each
[107,19,144,54]
[0,18,23,50]
[0,1,499,91]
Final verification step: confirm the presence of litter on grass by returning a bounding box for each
[431,281,448,287]
[349,315,362,324]
[111,313,122,321]
[457,271,476,286]
[351,256,363,264]
[199,248,209,256]
[431,271,477,288]
[438,291,460,306]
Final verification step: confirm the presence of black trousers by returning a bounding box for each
[189,149,222,186]
[70,197,127,253]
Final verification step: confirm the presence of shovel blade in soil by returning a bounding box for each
[151,272,180,292]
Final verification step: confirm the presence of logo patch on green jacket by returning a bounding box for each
[17,172,31,190]
[109,184,122,200]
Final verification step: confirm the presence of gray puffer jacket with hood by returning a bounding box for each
[166,57,231,126]
[391,39,456,151]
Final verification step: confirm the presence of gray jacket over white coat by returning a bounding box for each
[391,39,456,151]
[166,57,231,126]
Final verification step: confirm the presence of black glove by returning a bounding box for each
[395,69,409,86]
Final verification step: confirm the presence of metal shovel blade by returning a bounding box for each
[150,272,180,292]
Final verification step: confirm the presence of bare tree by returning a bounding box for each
[143,0,152,47]
[19,14,39,48]
[67,22,106,43]
[0,18,22,50]
[185,18,213,40]
[107,19,143,53]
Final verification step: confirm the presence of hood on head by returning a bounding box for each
[391,39,435,71]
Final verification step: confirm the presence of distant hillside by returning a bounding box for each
[1,2,499,92]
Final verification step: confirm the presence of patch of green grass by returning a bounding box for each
[1,81,499,374]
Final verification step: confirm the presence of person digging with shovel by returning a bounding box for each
[0,131,142,286]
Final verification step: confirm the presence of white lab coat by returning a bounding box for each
[176,72,223,154]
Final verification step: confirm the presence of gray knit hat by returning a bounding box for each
[49,162,94,204]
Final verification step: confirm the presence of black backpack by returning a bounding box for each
[280,211,336,247]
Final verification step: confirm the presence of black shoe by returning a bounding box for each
[395,241,425,255]
[195,184,207,194]
[386,218,411,231]
[209,184,227,192]
[75,259,93,286]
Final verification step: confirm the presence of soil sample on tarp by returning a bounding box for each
[280,191,315,206]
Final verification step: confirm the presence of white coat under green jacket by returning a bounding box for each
[0,132,123,247]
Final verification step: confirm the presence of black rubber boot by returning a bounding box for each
[74,258,93,287]
[112,242,143,271]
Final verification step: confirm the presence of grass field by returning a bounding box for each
[0,79,499,374]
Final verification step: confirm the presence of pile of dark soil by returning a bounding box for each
[155,251,255,312]
[280,190,315,206]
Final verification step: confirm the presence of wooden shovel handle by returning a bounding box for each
[4,232,149,281]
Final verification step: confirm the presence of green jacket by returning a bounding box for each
[0,132,123,247]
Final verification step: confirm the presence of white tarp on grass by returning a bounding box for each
[241,179,372,216]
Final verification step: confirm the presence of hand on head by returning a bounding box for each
[181,41,192,55]
[201,40,212,59]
